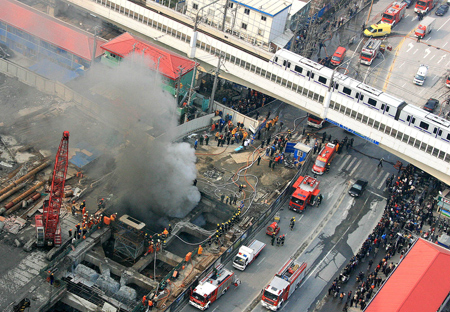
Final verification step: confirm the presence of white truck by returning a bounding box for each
[415,17,436,38]
[233,239,266,270]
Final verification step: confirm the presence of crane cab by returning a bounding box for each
[35,215,45,247]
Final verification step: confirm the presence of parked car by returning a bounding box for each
[349,180,368,197]
[436,4,449,15]
[0,43,14,59]
[402,0,414,8]
[423,98,439,112]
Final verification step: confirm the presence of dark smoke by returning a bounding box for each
[78,56,201,219]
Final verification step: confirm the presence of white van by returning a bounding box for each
[414,64,428,86]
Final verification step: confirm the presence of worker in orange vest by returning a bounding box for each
[142,295,147,306]
[148,299,154,310]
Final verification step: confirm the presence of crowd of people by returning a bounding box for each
[328,164,441,311]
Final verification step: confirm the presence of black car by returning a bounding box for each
[402,0,414,8]
[0,43,14,59]
[436,4,449,16]
[423,98,439,113]
[349,180,368,197]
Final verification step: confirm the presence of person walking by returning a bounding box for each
[276,236,281,247]
[280,234,285,246]
[194,139,198,150]
[378,157,384,168]
[271,233,276,246]
[257,155,261,165]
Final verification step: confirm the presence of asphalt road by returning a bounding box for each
[180,121,397,312]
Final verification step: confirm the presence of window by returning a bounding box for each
[419,121,429,130]
[447,133,450,140]
[334,83,339,90]
[228,2,233,7]
[294,65,303,74]
[258,29,264,36]
[241,23,247,29]
[208,8,214,15]
[244,8,250,15]
[308,72,315,79]
[368,98,377,106]
[356,93,364,101]
[318,76,327,84]
[193,3,198,9]
[226,16,231,23]
[343,87,352,95]
[261,15,267,21]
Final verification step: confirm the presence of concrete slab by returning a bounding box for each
[229,151,254,163]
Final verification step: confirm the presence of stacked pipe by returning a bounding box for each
[1,181,45,215]
[0,161,49,196]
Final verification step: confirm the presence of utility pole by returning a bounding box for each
[176,66,184,105]
[209,53,223,112]
[222,0,229,31]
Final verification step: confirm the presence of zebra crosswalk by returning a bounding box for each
[332,153,391,191]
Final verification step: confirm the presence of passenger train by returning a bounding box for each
[270,49,450,143]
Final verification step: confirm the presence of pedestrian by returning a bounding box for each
[378,157,384,168]
[193,179,197,186]
[49,273,54,285]
[417,35,421,43]
[281,234,285,246]
[269,158,273,168]
[271,161,276,171]
[257,155,261,165]
[71,205,76,216]
[276,236,281,247]
[271,233,276,246]
[322,132,326,143]
[199,136,204,145]
[68,229,72,238]
[205,136,209,145]
[350,138,354,147]
[220,194,225,202]
[340,292,345,303]
[233,195,237,205]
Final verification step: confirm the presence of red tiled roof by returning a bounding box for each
[0,0,105,61]
[100,32,196,80]
[365,238,450,312]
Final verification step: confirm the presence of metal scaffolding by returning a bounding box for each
[113,215,146,261]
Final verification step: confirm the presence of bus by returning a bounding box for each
[312,143,336,175]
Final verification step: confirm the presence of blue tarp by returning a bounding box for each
[29,59,79,83]
[69,142,102,168]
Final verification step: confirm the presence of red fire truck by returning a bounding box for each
[360,38,382,66]
[289,175,321,213]
[415,0,438,14]
[261,260,307,311]
[381,1,407,26]
[189,265,240,310]
[306,114,324,128]
[312,143,336,175]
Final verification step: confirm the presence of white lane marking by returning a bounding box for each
[406,43,414,52]
[345,157,358,171]
[399,61,405,68]
[349,159,362,176]
[412,16,418,21]
[419,88,426,94]
[444,42,448,48]
[438,17,450,31]
[433,75,438,80]
[413,49,419,54]
[368,166,379,181]
[446,60,450,67]
[405,14,409,18]
[378,172,390,189]
[367,189,387,199]
[402,82,406,87]
[438,55,447,64]
[424,48,431,58]
[338,155,352,171]
[257,257,266,266]
[425,36,431,42]
[430,55,435,61]
[212,306,219,312]
[373,170,387,188]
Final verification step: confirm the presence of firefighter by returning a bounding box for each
[281,235,285,246]
[168,224,172,234]
[290,217,295,231]
[276,236,281,247]
[271,233,276,246]
[317,194,323,206]
[80,199,86,209]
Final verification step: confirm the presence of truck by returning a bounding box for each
[306,113,324,128]
[289,175,321,213]
[189,264,240,310]
[360,38,382,65]
[233,239,266,270]
[415,16,435,38]
[261,260,307,311]
[415,0,438,14]
[381,1,407,26]
[312,143,336,175]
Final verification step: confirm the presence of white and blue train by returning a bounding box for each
[270,49,450,143]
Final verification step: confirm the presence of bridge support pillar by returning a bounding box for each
[321,90,332,119]
[188,31,198,58]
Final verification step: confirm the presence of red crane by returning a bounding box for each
[36,131,69,247]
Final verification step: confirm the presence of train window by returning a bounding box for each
[351,110,357,118]
[345,108,351,116]
[368,98,377,106]
[274,57,278,63]
[334,83,339,90]
[261,69,266,77]
[298,86,303,93]
[433,128,438,134]
[414,140,421,149]
[408,137,414,146]
[439,129,443,136]
[294,65,303,74]
[439,151,445,160]
[287,81,292,89]
[276,76,282,84]
[318,76,327,84]
[385,126,392,134]
[362,116,368,123]
[281,79,287,86]
[334,103,341,111]
[256,67,261,75]
[270,74,276,82]
[419,121,429,130]
[426,145,433,154]
[357,113,363,121]
[420,143,427,152]
[447,133,450,140]
[356,93,364,101]
[287,62,291,68]
[374,121,380,129]
[402,134,409,143]
[340,105,346,113]
[386,106,390,112]
[308,72,315,79]
[303,88,308,96]
[391,129,397,138]
[319,95,324,103]
[343,87,352,95]
[368,118,375,126]
[314,93,319,101]
[446,154,450,163]
[396,131,403,140]
[283,60,287,66]
[251,65,256,72]
[379,124,385,132]
[432,148,439,157]
[308,91,313,99]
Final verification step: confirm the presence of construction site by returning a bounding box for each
[0,54,306,311]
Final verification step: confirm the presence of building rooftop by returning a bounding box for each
[0,0,105,61]
[230,0,292,17]
[100,32,196,81]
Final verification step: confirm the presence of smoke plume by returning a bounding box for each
[78,56,201,219]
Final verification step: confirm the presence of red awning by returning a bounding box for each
[365,238,450,312]
[0,0,105,61]
[100,32,196,80]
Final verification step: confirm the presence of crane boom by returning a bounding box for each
[35,131,69,247]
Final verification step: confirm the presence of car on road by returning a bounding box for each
[423,98,439,112]
[0,43,13,59]
[363,23,392,37]
[446,75,450,87]
[349,180,368,197]
[435,4,449,15]
[402,0,414,8]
